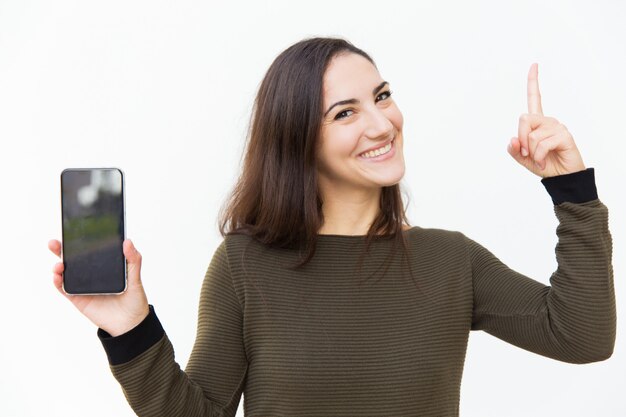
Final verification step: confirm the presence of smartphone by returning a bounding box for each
[60,168,127,295]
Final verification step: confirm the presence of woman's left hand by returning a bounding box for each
[507,63,586,178]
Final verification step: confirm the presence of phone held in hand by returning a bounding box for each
[60,168,127,295]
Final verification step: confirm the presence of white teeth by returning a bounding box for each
[360,140,393,159]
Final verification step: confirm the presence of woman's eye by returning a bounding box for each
[335,90,392,120]
[335,109,354,120]
[376,90,393,102]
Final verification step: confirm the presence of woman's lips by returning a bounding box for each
[357,138,396,162]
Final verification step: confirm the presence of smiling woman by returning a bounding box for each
[48,36,616,417]
[317,52,406,234]
[217,38,413,267]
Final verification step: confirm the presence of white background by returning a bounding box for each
[1,0,624,416]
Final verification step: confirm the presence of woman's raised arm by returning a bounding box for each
[468,168,616,363]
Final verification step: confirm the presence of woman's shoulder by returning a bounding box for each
[404,224,469,252]
[222,231,254,245]
[405,224,466,240]
[221,231,259,254]
[221,231,290,256]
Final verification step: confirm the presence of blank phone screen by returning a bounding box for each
[61,168,126,294]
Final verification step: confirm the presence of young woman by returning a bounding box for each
[48,37,615,416]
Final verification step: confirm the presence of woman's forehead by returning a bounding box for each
[323,53,383,101]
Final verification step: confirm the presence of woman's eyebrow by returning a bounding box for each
[323,81,389,117]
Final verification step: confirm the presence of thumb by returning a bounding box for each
[123,239,142,284]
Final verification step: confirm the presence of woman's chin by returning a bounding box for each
[372,165,406,187]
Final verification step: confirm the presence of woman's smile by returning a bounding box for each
[357,137,396,161]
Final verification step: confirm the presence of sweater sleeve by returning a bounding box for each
[97,240,248,417]
[467,168,616,364]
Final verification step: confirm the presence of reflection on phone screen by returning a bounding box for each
[61,168,125,294]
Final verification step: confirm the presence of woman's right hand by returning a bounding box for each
[48,239,150,337]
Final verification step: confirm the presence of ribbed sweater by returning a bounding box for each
[98,167,616,417]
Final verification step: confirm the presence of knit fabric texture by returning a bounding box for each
[97,167,615,417]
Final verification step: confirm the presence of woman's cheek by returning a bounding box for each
[323,122,364,161]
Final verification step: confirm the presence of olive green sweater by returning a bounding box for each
[98,167,615,417]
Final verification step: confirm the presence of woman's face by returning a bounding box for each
[317,52,405,195]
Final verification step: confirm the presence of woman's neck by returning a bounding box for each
[317,186,382,235]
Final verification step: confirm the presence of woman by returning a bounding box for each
[48,37,615,416]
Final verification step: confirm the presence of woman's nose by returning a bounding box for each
[365,107,394,140]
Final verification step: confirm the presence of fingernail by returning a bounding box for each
[522,147,528,157]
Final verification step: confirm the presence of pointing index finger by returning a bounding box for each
[527,63,543,115]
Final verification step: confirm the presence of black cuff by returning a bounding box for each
[541,167,598,205]
[97,305,165,366]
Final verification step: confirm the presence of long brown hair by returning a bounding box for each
[218,36,413,273]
